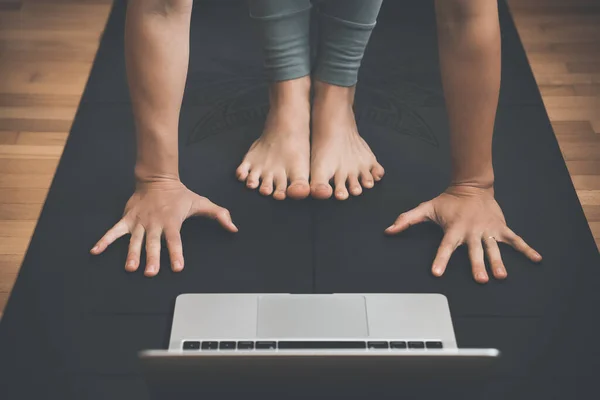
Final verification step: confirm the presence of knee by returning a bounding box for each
[435,0,499,44]
[129,0,193,17]
[435,0,498,24]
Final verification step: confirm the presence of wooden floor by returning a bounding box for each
[0,0,599,316]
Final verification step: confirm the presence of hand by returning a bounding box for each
[90,179,238,277]
[385,184,542,284]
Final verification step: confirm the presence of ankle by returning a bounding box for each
[313,80,356,106]
[269,76,311,108]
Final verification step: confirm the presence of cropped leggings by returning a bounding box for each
[248,0,383,87]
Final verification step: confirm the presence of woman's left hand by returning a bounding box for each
[385,184,542,283]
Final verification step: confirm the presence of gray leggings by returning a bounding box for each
[248,0,383,87]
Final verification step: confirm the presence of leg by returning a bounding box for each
[237,0,312,200]
[310,0,385,200]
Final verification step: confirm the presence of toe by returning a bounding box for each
[334,172,349,200]
[288,180,310,200]
[236,161,251,181]
[348,173,362,196]
[259,174,274,196]
[310,181,333,200]
[273,173,287,201]
[310,168,333,199]
[371,163,385,182]
[287,169,310,200]
[360,169,375,189]
[246,169,261,189]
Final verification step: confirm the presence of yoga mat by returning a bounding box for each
[1,0,599,399]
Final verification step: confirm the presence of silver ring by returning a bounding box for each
[483,236,496,242]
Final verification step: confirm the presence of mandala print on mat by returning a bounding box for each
[186,59,441,147]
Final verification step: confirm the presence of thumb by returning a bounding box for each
[190,197,238,233]
[385,202,432,235]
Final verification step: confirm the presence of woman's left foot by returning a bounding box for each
[310,81,385,200]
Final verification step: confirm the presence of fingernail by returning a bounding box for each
[231,222,238,231]
[91,246,98,253]
[432,268,441,276]
[174,261,182,271]
[385,224,395,231]
[477,273,487,281]
[126,260,135,269]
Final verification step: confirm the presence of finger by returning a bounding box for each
[385,202,432,235]
[501,229,542,263]
[91,220,130,255]
[483,236,507,280]
[191,197,238,232]
[468,237,489,284]
[431,231,461,277]
[125,224,144,272]
[246,169,261,189]
[347,173,362,196]
[144,228,162,277]
[259,173,274,196]
[334,172,349,200]
[164,227,184,273]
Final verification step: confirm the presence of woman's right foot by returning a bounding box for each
[236,77,311,200]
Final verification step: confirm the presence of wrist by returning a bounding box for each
[134,164,180,185]
[450,177,494,191]
[451,168,494,190]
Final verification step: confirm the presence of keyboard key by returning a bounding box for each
[426,341,443,349]
[408,341,425,349]
[237,341,255,350]
[219,341,236,350]
[368,341,389,349]
[390,341,407,349]
[182,341,200,350]
[201,341,218,350]
[278,341,366,349]
[256,341,276,350]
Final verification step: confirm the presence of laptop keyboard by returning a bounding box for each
[182,340,443,351]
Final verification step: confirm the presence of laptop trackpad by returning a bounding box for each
[257,295,368,338]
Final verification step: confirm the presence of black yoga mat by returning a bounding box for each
[1,0,599,399]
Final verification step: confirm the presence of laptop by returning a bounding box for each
[139,293,499,397]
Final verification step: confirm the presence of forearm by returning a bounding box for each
[125,0,193,182]
[435,0,500,189]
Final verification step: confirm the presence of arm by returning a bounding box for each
[386,0,541,284]
[91,0,237,277]
[435,0,499,189]
[126,0,192,183]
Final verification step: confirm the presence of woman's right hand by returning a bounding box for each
[90,179,238,277]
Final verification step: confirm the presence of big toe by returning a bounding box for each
[311,182,333,199]
[287,180,310,200]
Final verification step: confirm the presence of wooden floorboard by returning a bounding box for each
[0,0,598,316]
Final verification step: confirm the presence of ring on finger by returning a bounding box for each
[482,235,497,246]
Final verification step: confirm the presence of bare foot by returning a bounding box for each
[310,81,385,200]
[236,77,311,200]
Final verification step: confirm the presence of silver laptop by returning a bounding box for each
[140,293,499,394]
